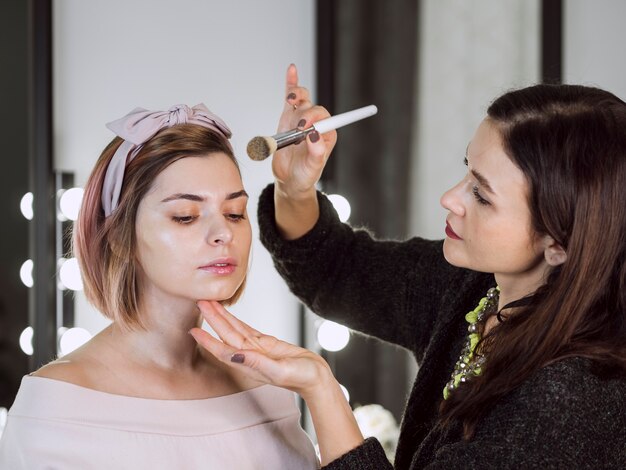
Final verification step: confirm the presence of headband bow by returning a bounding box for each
[101,103,232,217]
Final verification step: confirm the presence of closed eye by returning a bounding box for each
[466,156,491,205]
[172,215,198,224]
[472,186,490,206]
[226,213,246,222]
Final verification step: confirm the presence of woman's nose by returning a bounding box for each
[206,219,233,245]
[440,180,466,216]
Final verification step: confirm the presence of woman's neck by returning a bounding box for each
[106,294,204,372]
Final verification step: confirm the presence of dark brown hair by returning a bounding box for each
[440,84,626,438]
[74,124,246,329]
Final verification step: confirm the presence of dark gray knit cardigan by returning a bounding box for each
[258,185,626,469]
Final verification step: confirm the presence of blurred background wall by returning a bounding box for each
[2,0,625,447]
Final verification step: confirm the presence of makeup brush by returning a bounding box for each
[246,104,378,161]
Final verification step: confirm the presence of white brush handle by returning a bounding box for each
[313,105,378,134]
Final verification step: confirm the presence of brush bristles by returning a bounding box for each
[246,136,277,161]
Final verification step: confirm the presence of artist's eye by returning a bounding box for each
[172,215,198,225]
[472,186,490,206]
[463,157,468,166]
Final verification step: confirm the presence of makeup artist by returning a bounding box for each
[191,65,626,469]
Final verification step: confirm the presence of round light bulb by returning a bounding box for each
[20,192,33,220]
[59,187,84,221]
[59,327,92,356]
[59,258,83,291]
[19,259,34,288]
[317,320,350,352]
[19,326,34,356]
[328,194,351,223]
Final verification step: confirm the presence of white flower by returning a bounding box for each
[353,404,400,462]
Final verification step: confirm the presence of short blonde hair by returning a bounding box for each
[73,124,246,329]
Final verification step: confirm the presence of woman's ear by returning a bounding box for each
[542,236,567,266]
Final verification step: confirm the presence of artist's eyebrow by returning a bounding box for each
[470,169,495,195]
[465,144,495,195]
[161,190,249,203]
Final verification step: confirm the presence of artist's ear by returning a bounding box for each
[542,236,567,267]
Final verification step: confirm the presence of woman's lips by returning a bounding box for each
[198,258,237,275]
[445,222,462,240]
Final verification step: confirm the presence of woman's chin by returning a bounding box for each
[193,289,236,303]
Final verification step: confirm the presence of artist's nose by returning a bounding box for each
[440,179,466,217]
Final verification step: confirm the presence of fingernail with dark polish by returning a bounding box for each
[309,131,320,143]
[287,92,296,100]
[231,353,245,364]
[297,119,306,128]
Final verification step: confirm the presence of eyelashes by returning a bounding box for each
[472,186,490,205]
[464,156,490,206]
[171,214,247,225]
[172,215,197,224]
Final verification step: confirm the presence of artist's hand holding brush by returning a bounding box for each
[249,63,376,240]
[272,64,338,240]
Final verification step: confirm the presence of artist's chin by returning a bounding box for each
[442,239,467,269]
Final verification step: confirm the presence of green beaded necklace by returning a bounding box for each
[443,286,500,400]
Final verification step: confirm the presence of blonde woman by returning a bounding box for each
[0,104,319,469]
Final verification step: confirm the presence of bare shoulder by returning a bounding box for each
[30,340,102,388]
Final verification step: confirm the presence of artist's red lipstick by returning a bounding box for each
[445,222,462,240]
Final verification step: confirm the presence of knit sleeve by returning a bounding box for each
[321,438,392,470]
[258,184,463,353]
[421,359,626,468]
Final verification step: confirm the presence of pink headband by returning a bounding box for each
[101,103,233,217]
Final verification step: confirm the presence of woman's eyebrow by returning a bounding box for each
[161,193,204,203]
[225,190,249,201]
[160,190,249,203]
